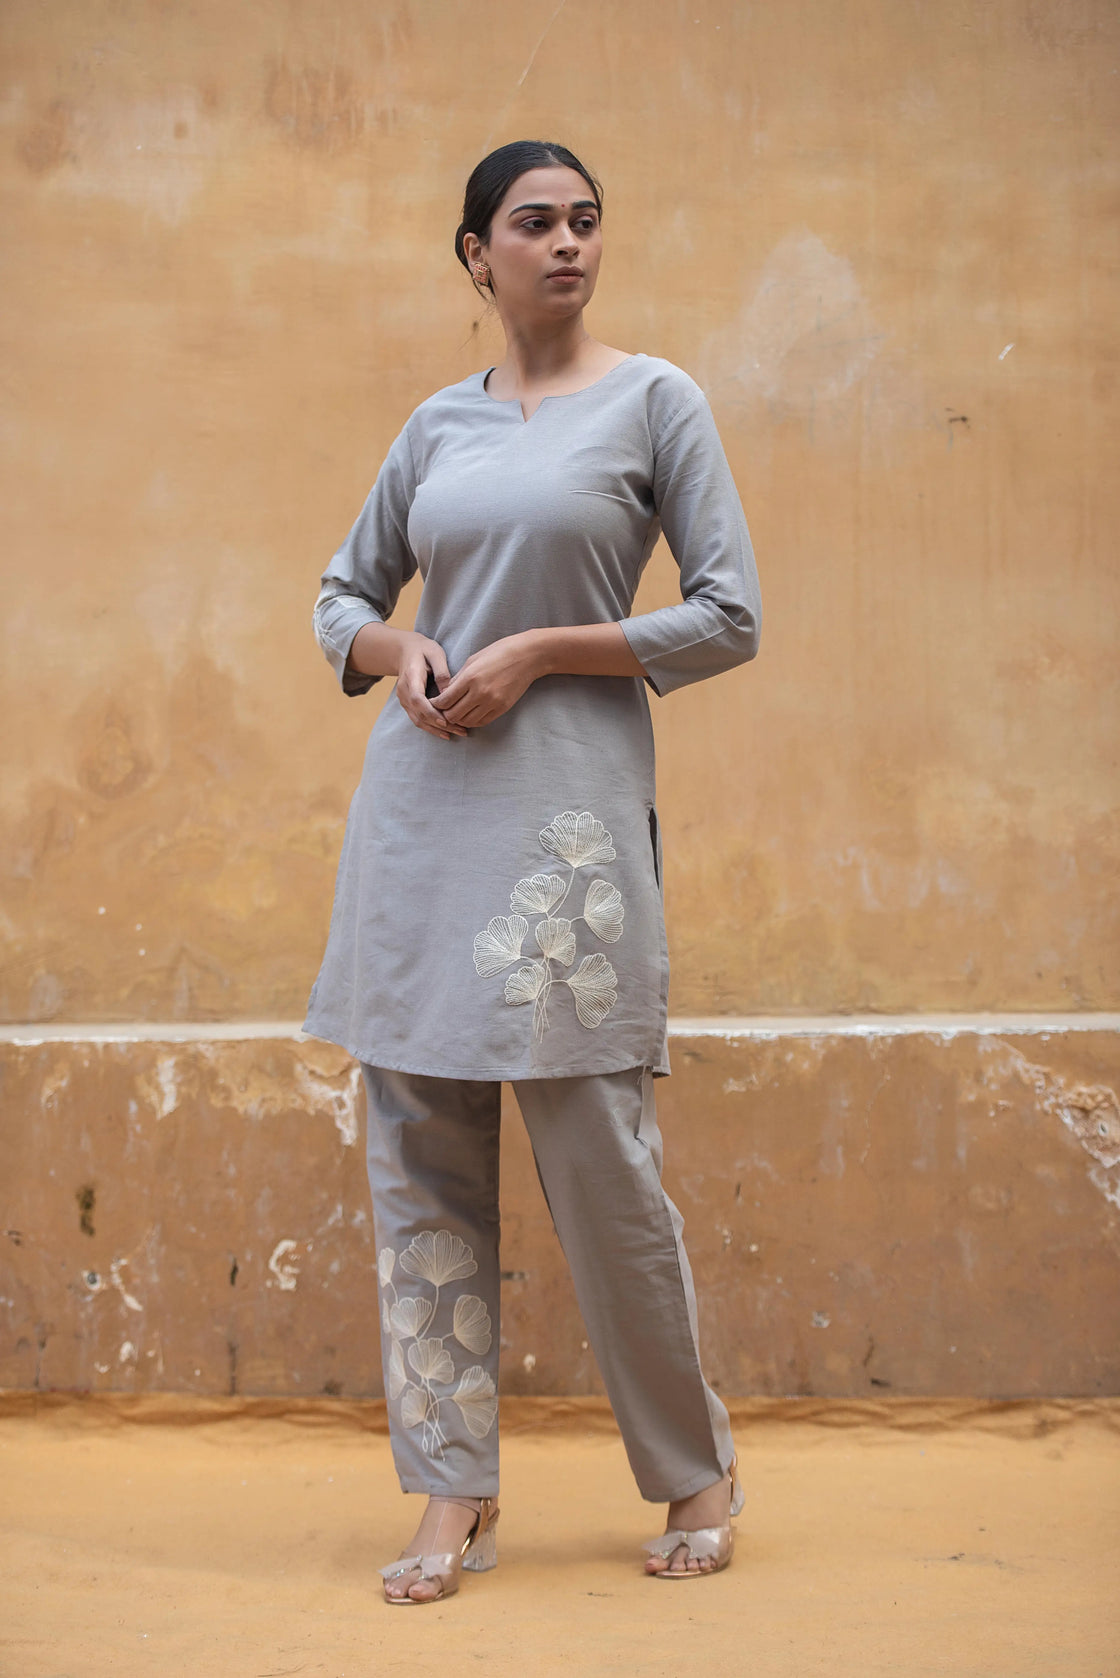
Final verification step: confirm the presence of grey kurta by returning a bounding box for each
[305,353,761,1080]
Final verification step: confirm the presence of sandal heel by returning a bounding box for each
[730,1458,745,1518]
[462,1511,499,1572]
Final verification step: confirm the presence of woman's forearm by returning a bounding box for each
[523,622,646,679]
[347,622,428,678]
[349,621,644,682]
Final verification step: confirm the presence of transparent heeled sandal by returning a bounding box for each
[379,1496,499,1605]
[642,1456,745,1579]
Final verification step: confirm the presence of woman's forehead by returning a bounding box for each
[499,164,592,209]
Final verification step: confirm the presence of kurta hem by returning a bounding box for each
[299,1020,672,1082]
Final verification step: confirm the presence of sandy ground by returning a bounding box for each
[1,1395,1117,1678]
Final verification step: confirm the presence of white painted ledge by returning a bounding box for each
[1,1013,1118,1046]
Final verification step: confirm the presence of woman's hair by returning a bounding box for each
[454,140,603,292]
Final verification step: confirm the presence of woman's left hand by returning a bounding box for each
[430,633,542,729]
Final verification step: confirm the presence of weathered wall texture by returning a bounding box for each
[1,0,1117,1021]
[3,1024,1118,1398]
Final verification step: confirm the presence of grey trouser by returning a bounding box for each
[360,1062,735,1502]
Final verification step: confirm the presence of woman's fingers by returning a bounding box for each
[419,643,466,733]
[420,636,534,731]
[417,691,469,738]
[430,668,468,711]
[431,669,503,727]
[397,654,467,739]
[432,693,481,727]
[425,643,454,692]
[430,636,537,728]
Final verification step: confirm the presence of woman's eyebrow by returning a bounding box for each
[506,199,598,217]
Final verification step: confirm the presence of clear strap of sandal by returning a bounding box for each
[379,1550,461,1582]
[642,1527,728,1562]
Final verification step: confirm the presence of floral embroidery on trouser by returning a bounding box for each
[378,1231,497,1457]
[360,1063,735,1502]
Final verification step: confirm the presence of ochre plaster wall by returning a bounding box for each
[2,0,1117,1023]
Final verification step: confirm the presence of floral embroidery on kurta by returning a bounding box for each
[472,811,624,1039]
[378,1233,497,1456]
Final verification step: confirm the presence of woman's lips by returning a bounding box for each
[547,270,583,284]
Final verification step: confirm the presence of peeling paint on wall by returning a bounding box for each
[109,1257,143,1313]
[295,1062,362,1148]
[984,1041,1120,1209]
[268,1238,301,1291]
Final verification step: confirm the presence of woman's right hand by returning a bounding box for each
[393,633,469,741]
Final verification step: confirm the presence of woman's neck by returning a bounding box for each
[486,317,632,403]
[492,316,596,387]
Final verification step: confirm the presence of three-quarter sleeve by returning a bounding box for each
[312,425,420,696]
[620,390,761,697]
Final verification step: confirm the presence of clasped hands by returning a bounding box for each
[396,631,541,741]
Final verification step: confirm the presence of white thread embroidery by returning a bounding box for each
[472,810,623,1038]
[312,589,376,655]
[377,1233,497,1457]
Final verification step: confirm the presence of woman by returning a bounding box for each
[306,140,761,1604]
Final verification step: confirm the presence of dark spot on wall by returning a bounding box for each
[322,1378,342,1395]
[500,1270,529,1282]
[34,1323,50,1389]
[227,1338,238,1395]
[18,100,75,175]
[173,120,189,140]
[75,1183,95,1237]
[6,1229,23,1246]
[944,408,971,450]
[263,58,365,154]
[229,1257,239,1286]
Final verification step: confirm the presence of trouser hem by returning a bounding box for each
[639,1454,736,1505]
[398,1477,501,1497]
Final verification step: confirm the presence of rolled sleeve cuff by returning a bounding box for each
[313,591,385,697]
[619,604,760,698]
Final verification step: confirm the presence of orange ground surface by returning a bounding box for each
[1,1395,1117,1678]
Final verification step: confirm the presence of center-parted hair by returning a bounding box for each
[454,140,604,293]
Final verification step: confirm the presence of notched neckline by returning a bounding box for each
[478,353,644,424]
